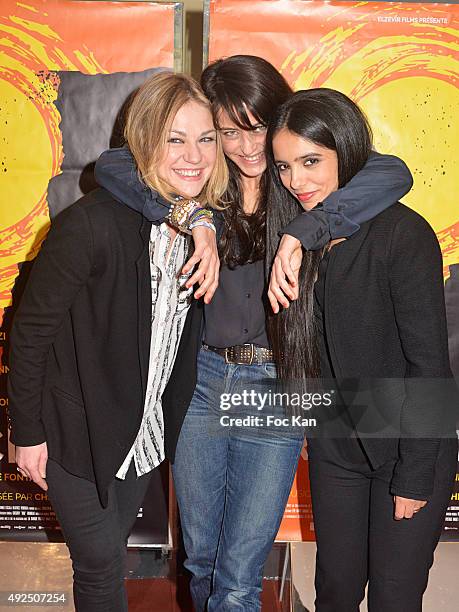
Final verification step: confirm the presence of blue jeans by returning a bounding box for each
[172,347,304,611]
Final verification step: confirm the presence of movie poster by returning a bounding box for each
[0,0,182,543]
[206,0,459,540]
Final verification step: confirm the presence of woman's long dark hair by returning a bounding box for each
[266,88,373,384]
[201,55,292,267]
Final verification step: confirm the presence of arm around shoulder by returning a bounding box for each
[95,146,170,223]
[280,151,413,250]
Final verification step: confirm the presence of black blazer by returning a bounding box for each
[8,188,198,506]
[322,203,457,499]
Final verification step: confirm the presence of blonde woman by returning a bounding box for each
[8,72,228,612]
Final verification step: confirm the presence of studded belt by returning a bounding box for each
[203,343,274,365]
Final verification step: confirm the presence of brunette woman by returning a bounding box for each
[8,72,228,612]
[94,56,413,611]
[267,87,457,611]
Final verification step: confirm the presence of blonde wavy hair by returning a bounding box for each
[124,71,228,209]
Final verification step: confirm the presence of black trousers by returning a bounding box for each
[307,437,457,612]
[46,459,152,612]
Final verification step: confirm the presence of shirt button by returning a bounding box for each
[243,328,248,334]
[246,293,251,298]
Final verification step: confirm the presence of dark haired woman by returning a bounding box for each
[266,87,457,611]
[94,56,413,611]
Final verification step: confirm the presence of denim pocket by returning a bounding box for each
[263,363,277,379]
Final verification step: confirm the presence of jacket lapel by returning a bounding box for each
[324,220,373,380]
[136,217,153,397]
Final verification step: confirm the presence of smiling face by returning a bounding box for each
[157,100,217,199]
[272,128,339,210]
[217,107,267,179]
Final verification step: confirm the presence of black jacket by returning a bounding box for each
[321,203,457,499]
[8,189,157,506]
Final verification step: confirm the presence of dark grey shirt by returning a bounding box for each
[203,259,269,348]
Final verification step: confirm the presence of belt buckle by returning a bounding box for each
[224,344,255,365]
[235,343,254,365]
[244,343,255,365]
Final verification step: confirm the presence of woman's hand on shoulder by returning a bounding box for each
[393,495,427,520]
[183,226,220,304]
[15,442,48,491]
[268,234,303,314]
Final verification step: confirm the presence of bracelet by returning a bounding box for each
[188,209,214,232]
[189,208,214,225]
[167,199,215,235]
[167,199,200,233]
[189,219,216,232]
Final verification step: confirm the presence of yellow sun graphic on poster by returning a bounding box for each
[0,3,103,318]
[0,0,176,321]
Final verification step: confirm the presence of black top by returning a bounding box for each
[203,259,269,348]
[313,248,368,464]
[314,250,332,378]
